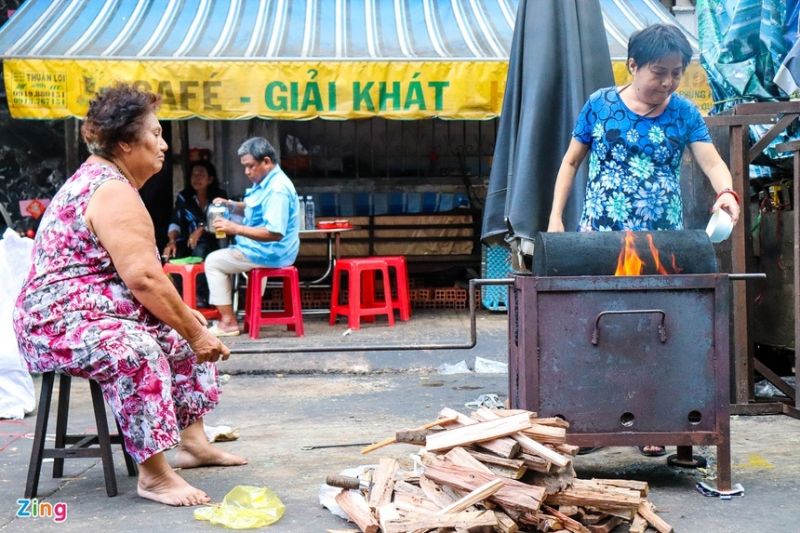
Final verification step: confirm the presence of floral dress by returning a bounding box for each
[13,162,220,463]
[573,87,712,232]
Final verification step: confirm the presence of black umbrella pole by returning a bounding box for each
[228,278,515,354]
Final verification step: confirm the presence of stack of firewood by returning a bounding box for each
[328,407,673,533]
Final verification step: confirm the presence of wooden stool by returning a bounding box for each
[329,258,395,330]
[26,372,137,498]
[163,262,220,320]
[361,255,412,321]
[243,266,304,339]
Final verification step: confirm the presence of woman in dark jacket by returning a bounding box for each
[162,161,228,260]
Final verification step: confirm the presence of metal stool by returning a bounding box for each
[26,372,137,498]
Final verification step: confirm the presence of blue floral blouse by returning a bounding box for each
[573,87,711,232]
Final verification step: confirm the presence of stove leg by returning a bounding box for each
[716,440,732,492]
[666,445,707,469]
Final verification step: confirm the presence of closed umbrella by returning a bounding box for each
[481,0,613,258]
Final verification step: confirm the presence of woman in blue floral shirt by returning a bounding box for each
[548,24,740,234]
[548,24,741,457]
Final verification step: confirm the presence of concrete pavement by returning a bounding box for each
[1,310,799,532]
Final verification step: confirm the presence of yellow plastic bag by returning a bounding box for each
[194,485,285,529]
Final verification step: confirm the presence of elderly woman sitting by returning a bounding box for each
[13,84,246,507]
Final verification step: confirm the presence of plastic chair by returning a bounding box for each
[163,262,220,320]
[243,266,304,339]
[361,255,412,321]
[329,258,395,330]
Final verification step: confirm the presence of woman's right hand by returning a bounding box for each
[547,217,565,232]
[187,327,231,364]
[162,241,177,259]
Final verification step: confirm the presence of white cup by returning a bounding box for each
[706,209,733,243]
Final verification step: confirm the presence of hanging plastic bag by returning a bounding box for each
[194,486,284,529]
[0,229,35,419]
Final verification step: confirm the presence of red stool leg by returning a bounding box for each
[248,271,265,340]
[329,263,342,326]
[393,259,411,321]
[361,270,376,323]
[289,269,304,336]
[348,265,362,330]
[380,265,395,327]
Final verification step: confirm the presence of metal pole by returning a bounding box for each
[228,278,514,354]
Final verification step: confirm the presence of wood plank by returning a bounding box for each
[423,457,545,514]
[546,486,640,518]
[555,443,581,456]
[426,412,531,452]
[437,478,505,514]
[393,491,441,514]
[334,490,379,533]
[360,415,457,454]
[638,501,673,533]
[439,407,520,457]
[367,457,398,509]
[382,510,498,533]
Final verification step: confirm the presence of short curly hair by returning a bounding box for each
[81,83,161,158]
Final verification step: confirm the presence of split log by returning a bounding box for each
[587,515,624,533]
[470,408,570,467]
[439,408,520,457]
[518,452,552,473]
[426,412,531,452]
[629,513,648,533]
[591,478,649,496]
[423,456,545,514]
[555,443,581,456]
[541,504,590,533]
[638,501,673,533]
[437,478,505,514]
[445,446,495,474]
[419,475,455,508]
[393,491,441,514]
[335,490,379,533]
[382,510,497,533]
[493,510,520,533]
[546,484,641,519]
[361,415,457,454]
[465,449,528,479]
[367,457,398,510]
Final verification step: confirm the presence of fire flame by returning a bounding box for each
[614,231,680,276]
[615,231,645,276]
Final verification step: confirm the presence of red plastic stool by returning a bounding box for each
[243,267,304,339]
[329,258,395,330]
[163,262,220,320]
[361,255,412,321]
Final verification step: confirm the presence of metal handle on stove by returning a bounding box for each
[591,309,667,346]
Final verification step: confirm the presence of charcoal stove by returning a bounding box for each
[508,230,760,491]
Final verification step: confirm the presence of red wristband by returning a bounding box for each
[716,188,740,204]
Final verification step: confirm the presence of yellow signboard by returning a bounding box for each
[3,59,508,120]
[4,58,714,120]
[612,60,714,115]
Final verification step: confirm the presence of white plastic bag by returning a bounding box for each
[474,356,508,374]
[0,229,35,419]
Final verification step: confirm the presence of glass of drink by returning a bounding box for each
[208,203,229,239]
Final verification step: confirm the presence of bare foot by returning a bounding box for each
[173,441,249,469]
[137,468,210,506]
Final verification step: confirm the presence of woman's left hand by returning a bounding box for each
[712,192,740,225]
[187,227,204,249]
